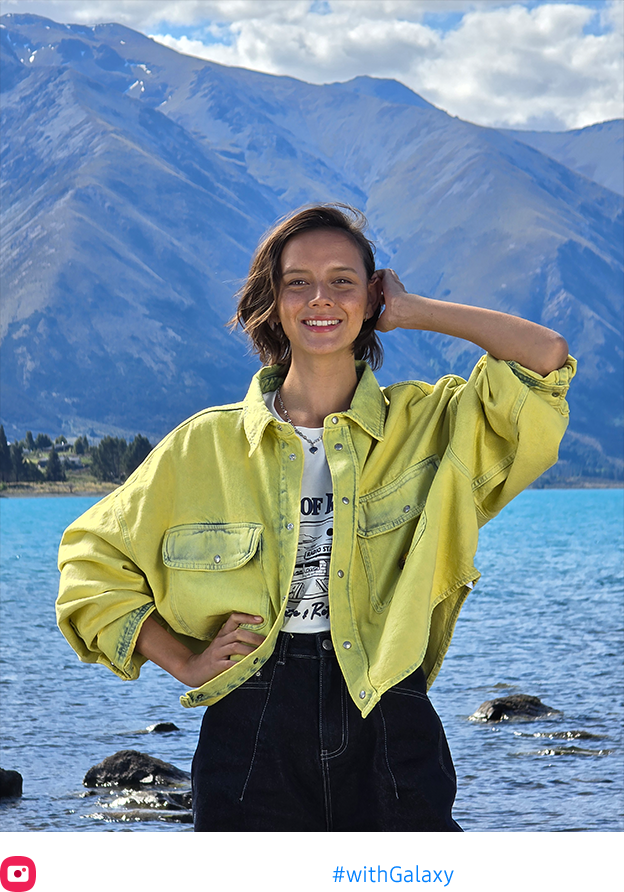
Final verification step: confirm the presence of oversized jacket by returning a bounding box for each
[56,354,575,717]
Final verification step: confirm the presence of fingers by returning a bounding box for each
[376,268,404,289]
[373,268,410,333]
[215,611,265,657]
[220,612,263,631]
[180,611,266,686]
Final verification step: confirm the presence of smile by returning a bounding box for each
[302,319,342,327]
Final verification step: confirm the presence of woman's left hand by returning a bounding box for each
[373,269,428,332]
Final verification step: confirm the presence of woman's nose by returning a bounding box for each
[309,283,334,305]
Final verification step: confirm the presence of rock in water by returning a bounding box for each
[470,694,561,722]
[83,750,190,788]
[0,768,23,798]
[146,722,180,733]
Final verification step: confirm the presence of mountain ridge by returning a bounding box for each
[1,13,622,480]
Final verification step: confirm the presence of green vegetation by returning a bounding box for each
[0,425,153,492]
[45,447,66,482]
[90,435,153,483]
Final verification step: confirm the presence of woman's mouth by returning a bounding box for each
[302,319,341,328]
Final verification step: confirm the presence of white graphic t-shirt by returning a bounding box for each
[265,391,332,632]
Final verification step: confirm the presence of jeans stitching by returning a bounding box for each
[319,659,333,831]
[277,632,289,665]
[437,722,456,784]
[388,689,454,783]
[238,655,280,802]
[378,703,400,800]
[387,688,429,701]
[325,679,350,760]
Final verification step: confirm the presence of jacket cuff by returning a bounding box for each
[97,603,156,679]
[505,355,576,392]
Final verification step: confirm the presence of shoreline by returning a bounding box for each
[0,485,117,498]
[1,481,622,497]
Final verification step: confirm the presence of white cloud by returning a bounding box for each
[151,2,623,129]
[2,1,622,129]
[418,3,624,128]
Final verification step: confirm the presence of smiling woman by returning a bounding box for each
[276,229,376,367]
[232,205,383,373]
[233,206,384,425]
[56,203,575,832]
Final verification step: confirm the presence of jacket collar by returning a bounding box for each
[243,361,387,455]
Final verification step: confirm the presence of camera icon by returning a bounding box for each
[0,857,36,891]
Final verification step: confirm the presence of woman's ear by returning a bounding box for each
[268,308,281,330]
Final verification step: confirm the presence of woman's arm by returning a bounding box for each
[136,613,265,688]
[374,269,569,377]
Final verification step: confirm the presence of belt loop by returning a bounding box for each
[277,631,290,664]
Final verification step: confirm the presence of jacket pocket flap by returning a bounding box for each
[162,523,263,570]
[358,456,438,538]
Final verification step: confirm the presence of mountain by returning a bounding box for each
[1,13,622,480]
[501,120,624,197]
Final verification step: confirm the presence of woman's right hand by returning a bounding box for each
[180,612,266,687]
[136,612,266,688]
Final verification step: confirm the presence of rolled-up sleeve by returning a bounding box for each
[452,354,576,525]
[57,496,156,679]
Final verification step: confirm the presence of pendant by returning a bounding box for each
[309,445,319,454]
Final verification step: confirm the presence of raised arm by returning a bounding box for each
[374,269,569,377]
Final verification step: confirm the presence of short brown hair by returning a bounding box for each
[230,204,383,369]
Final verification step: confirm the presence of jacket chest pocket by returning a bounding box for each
[162,522,269,638]
[357,457,438,613]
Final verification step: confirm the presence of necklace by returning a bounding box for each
[276,388,323,454]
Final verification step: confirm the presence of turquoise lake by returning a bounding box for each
[1,489,622,831]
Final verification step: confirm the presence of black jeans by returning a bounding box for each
[192,631,462,831]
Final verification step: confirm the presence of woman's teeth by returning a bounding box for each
[304,319,340,327]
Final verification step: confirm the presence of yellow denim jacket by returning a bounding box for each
[57,354,575,717]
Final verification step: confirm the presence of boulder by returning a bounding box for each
[83,750,190,788]
[146,722,180,733]
[470,694,561,722]
[0,767,23,799]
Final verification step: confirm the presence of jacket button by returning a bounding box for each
[341,496,349,505]
[337,569,344,578]
[342,640,352,649]
[287,523,294,530]
[359,690,367,700]
[214,554,221,563]
[289,453,296,460]
[335,443,343,451]
[332,416,339,424]
[551,391,561,397]
[403,505,410,513]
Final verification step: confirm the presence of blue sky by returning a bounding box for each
[1,1,622,129]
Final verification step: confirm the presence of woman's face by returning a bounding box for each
[276,228,377,365]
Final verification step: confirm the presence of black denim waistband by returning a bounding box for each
[276,630,337,659]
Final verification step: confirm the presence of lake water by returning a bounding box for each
[1,490,622,832]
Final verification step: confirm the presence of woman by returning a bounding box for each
[57,204,575,832]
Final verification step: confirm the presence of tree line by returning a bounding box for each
[0,426,153,484]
